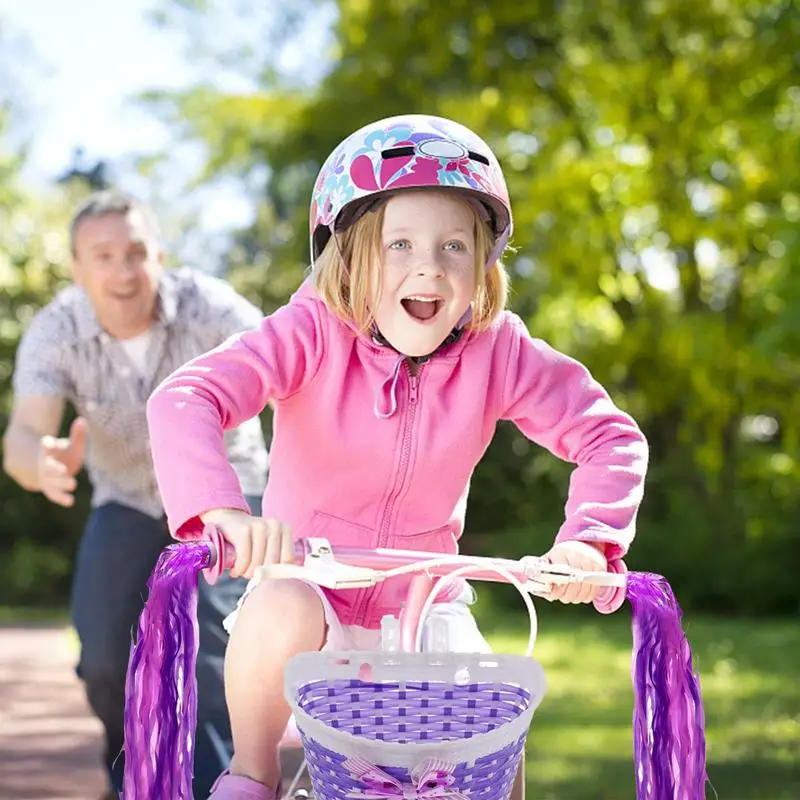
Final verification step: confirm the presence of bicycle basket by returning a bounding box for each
[285,651,546,799]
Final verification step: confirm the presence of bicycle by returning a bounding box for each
[122,527,708,800]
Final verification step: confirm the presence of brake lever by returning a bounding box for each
[520,556,628,590]
[255,538,384,589]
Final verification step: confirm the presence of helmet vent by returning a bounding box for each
[381,143,490,166]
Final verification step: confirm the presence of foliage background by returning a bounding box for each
[1,0,798,617]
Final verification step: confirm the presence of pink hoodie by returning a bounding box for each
[146,280,648,627]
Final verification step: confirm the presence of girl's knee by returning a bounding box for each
[244,578,323,616]
[232,579,325,648]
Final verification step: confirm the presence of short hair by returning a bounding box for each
[313,196,508,334]
[69,191,161,256]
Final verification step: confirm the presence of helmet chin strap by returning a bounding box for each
[371,325,463,364]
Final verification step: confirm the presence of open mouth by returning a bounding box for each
[401,295,443,322]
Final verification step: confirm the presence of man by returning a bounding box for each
[2,191,269,799]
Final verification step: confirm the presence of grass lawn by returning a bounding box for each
[478,603,800,799]
[2,603,796,798]
[0,605,69,625]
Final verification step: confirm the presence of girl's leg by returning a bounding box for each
[224,578,326,791]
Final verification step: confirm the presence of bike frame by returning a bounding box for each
[122,526,707,800]
[201,528,627,800]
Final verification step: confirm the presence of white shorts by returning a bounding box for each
[224,578,492,750]
[224,577,492,655]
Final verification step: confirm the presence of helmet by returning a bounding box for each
[309,114,512,264]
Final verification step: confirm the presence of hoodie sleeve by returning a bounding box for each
[499,315,648,560]
[146,295,325,539]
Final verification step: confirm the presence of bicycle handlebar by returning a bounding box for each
[200,524,628,614]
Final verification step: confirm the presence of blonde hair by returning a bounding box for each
[313,196,508,333]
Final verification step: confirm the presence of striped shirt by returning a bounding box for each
[12,267,269,518]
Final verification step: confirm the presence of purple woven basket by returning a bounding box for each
[285,651,546,799]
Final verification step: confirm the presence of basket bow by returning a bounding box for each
[344,757,468,798]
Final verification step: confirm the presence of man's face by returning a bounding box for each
[71,210,163,339]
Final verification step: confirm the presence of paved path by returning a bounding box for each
[0,625,107,800]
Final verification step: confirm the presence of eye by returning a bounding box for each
[444,240,466,252]
[388,239,410,250]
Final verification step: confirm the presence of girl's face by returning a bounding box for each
[369,191,477,358]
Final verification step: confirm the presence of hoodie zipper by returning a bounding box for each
[378,366,419,547]
[354,363,421,624]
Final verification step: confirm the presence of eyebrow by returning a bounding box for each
[89,239,146,251]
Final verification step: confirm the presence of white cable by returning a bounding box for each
[321,552,538,657]
[411,562,538,658]
[281,555,539,797]
[369,552,538,656]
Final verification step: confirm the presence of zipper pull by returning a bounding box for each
[409,374,418,404]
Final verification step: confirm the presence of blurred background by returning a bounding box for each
[0,0,798,798]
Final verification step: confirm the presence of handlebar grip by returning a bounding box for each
[592,557,627,614]
[200,524,233,585]
[200,525,308,585]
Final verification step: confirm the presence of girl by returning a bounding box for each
[146,114,649,798]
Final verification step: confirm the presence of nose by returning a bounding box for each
[108,254,140,277]
[107,256,140,286]
[413,248,446,278]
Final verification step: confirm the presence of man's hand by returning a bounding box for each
[37,417,88,507]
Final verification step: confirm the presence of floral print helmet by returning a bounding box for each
[310,114,513,265]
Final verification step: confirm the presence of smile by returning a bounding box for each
[401,295,443,322]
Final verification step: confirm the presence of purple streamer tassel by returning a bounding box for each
[121,541,212,799]
[627,572,708,800]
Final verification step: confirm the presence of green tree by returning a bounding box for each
[139,0,800,612]
[0,133,98,604]
[0,18,98,604]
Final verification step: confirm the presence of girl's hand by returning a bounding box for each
[200,508,295,579]
[544,540,608,604]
